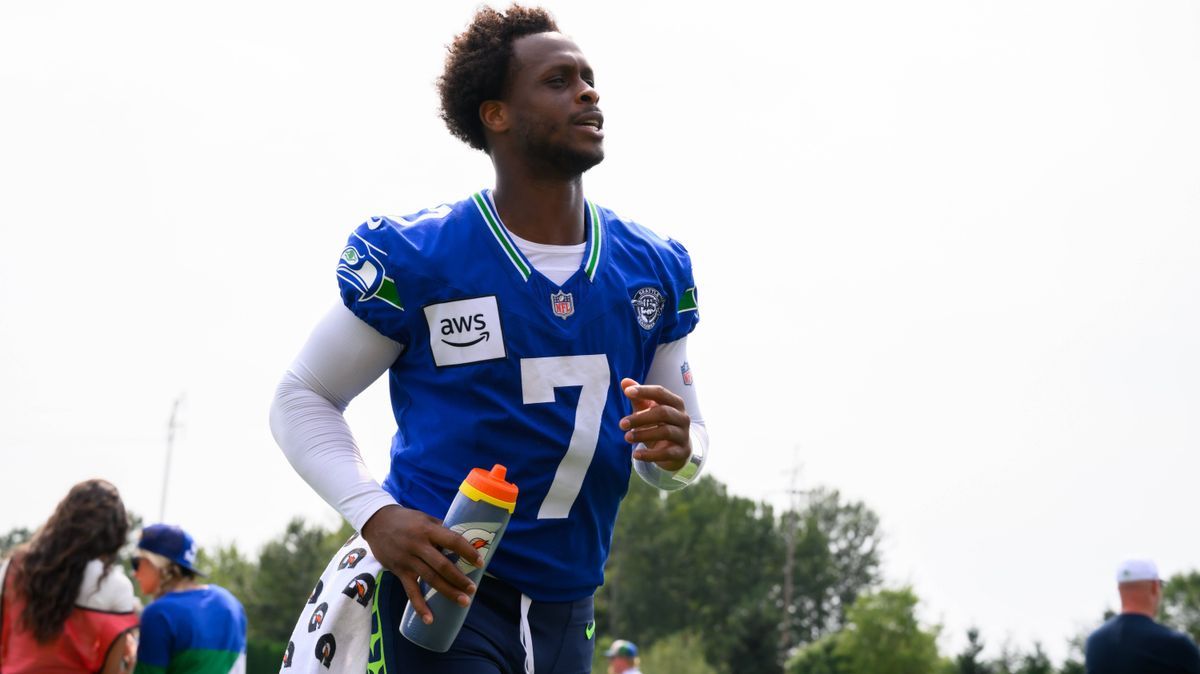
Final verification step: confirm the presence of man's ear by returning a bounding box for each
[480,100,509,134]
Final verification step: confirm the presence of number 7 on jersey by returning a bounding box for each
[520,355,610,520]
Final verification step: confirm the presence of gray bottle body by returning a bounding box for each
[398,492,512,652]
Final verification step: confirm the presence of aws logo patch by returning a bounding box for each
[439,313,490,347]
[342,572,377,607]
[424,296,506,367]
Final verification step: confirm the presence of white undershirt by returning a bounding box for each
[269,235,707,531]
[507,230,586,286]
[0,558,136,613]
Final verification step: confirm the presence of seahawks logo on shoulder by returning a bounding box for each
[337,233,403,311]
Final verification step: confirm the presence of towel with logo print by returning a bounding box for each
[335,189,699,602]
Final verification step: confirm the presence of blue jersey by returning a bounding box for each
[135,585,246,674]
[337,190,699,601]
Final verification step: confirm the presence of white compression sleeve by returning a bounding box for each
[269,304,404,531]
[633,336,710,491]
[271,305,710,519]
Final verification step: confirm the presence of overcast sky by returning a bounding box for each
[2,0,1198,664]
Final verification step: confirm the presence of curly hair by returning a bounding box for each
[438,5,559,151]
[12,479,129,643]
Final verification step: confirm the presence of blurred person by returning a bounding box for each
[269,4,708,672]
[131,524,246,674]
[0,478,139,673]
[604,639,641,674]
[1085,559,1200,674]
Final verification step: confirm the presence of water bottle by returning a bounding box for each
[400,464,518,652]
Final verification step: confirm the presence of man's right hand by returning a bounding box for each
[360,504,484,625]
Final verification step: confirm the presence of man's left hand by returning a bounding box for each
[619,377,691,472]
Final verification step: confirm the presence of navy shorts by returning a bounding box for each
[371,572,596,674]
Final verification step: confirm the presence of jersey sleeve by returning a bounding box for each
[133,603,173,674]
[336,217,418,347]
[657,237,700,345]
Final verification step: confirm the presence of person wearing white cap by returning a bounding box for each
[1084,559,1200,674]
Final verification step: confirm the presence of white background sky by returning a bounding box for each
[2,0,1198,664]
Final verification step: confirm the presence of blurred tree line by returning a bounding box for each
[6,476,1200,673]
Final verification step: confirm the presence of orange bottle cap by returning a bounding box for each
[460,464,519,512]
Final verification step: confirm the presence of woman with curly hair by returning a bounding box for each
[0,478,139,673]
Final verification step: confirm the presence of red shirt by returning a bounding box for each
[1,555,138,673]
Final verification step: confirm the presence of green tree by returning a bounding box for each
[787,634,846,674]
[1058,660,1085,674]
[787,588,942,674]
[598,476,782,674]
[0,527,33,557]
[785,489,882,647]
[834,587,941,674]
[1014,643,1052,674]
[246,517,353,644]
[1058,629,1088,674]
[639,631,722,674]
[1163,570,1200,642]
[955,628,993,674]
[599,476,884,674]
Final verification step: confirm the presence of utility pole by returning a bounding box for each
[159,395,184,522]
[779,449,808,664]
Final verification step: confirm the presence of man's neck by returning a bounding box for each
[160,578,204,597]
[1121,605,1157,619]
[491,172,587,246]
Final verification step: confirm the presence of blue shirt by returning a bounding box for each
[1086,613,1200,674]
[135,585,246,674]
[337,191,699,601]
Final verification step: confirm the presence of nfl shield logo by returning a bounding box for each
[550,290,574,320]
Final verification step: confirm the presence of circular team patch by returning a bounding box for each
[307,580,323,604]
[341,573,377,607]
[308,602,329,632]
[339,548,367,570]
[315,633,337,668]
[631,287,665,330]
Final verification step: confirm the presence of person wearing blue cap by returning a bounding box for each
[604,639,642,674]
[131,524,247,674]
[1085,559,1200,674]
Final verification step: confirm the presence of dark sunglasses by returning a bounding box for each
[129,556,145,572]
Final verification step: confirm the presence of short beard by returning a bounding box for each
[517,119,604,179]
